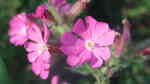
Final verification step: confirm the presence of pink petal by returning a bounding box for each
[32,62,42,76]
[9,25,27,36]
[91,22,109,41]
[92,47,111,61]
[35,4,47,18]
[43,63,50,69]
[28,23,43,43]
[9,13,28,36]
[67,49,91,67]
[94,27,115,46]
[40,70,49,79]
[60,45,77,56]
[72,18,91,39]
[25,42,39,52]
[41,51,51,63]
[72,18,86,34]
[90,56,103,68]
[9,13,28,27]
[85,16,97,30]
[27,52,38,63]
[60,39,84,56]
[60,32,78,45]
[51,75,59,84]
[9,13,29,45]
[10,35,27,46]
[84,16,97,40]
[43,25,50,42]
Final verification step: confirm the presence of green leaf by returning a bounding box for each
[0,57,12,84]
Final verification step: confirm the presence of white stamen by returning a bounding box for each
[37,43,48,54]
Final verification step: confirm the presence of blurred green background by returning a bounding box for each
[0,0,149,84]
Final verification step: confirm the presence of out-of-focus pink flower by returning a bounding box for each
[66,0,89,17]
[113,19,131,56]
[9,13,31,46]
[60,16,115,68]
[122,18,131,42]
[35,4,54,26]
[113,35,124,56]
[35,4,52,19]
[49,0,72,14]
[138,48,150,55]
[24,23,51,79]
[51,75,68,84]
[51,75,59,84]
[62,82,68,84]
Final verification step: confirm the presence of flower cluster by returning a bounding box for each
[9,12,51,79]
[8,0,116,83]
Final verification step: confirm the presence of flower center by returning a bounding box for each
[21,27,27,35]
[37,43,48,54]
[85,40,95,50]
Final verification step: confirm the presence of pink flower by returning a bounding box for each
[62,82,68,84]
[24,23,51,79]
[51,75,59,84]
[35,4,52,19]
[138,48,150,55]
[60,16,115,68]
[35,4,54,27]
[9,13,31,46]
[51,75,68,84]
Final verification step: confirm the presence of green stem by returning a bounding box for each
[86,66,101,84]
[95,74,101,84]
[48,3,63,25]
